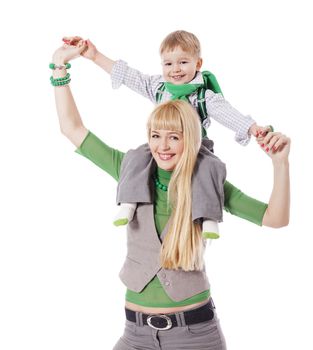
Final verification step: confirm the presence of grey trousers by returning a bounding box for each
[113,308,227,350]
[117,138,226,222]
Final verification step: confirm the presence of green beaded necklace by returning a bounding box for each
[154,176,168,192]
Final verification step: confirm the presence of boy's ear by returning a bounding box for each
[196,58,203,70]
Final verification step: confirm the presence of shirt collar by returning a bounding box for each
[156,167,172,181]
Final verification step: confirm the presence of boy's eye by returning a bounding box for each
[181,61,188,64]
[164,63,172,66]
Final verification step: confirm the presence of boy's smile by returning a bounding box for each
[161,46,202,85]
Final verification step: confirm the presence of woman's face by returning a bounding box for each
[149,129,184,171]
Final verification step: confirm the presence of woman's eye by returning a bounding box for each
[151,134,159,138]
[170,136,179,140]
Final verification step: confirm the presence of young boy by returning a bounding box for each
[63,31,270,238]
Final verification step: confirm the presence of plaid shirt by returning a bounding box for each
[111,60,256,145]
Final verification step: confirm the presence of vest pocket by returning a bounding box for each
[126,256,141,265]
[119,256,148,292]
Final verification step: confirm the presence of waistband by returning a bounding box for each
[125,299,215,330]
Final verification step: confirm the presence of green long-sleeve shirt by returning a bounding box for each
[76,131,268,307]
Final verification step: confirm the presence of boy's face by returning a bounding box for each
[161,46,202,85]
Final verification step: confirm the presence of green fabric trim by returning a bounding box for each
[156,83,166,103]
[113,218,129,226]
[202,232,220,239]
[162,71,223,138]
[164,81,203,101]
[201,71,223,95]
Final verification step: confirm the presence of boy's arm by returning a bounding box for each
[65,37,162,103]
[62,36,115,74]
[63,37,115,74]
[84,39,115,74]
[204,89,256,145]
[110,60,163,103]
[91,48,115,74]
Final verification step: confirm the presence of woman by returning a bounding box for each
[52,41,290,350]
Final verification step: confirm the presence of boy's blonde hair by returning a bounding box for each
[159,30,201,57]
[147,100,204,271]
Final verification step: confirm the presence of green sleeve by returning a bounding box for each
[75,134,267,225]
[75,131,125,181]
[223,180,268,226]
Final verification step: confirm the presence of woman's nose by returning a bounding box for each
[160,139,170,150]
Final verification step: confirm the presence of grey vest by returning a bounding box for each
[119,203,210,302]
[116,140,226,223]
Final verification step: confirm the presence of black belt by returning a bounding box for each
[125,299,215,330]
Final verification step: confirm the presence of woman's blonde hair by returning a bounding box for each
[159,30,201,57]
[147,100,204,271]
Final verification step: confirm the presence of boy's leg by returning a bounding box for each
[117,143,155,204]
[202,220,220,239]
[114,143,155,225]
[192,139,226,239]
[113,203,137,226]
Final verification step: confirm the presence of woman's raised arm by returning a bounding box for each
[52,40,88,147]
[260,132,291,228]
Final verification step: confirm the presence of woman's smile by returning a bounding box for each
[149,129,184,171]
[158,153,175,161]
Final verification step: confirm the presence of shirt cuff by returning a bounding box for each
[235,117,256,146]
[111,59,128,89]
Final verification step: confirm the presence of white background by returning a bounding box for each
[1,0,312,349]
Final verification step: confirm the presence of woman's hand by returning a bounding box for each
[62,36,98,61]
[257,131,291,163]
[260,131,290,228]
[52,39,87,65]
[62,36,114,74]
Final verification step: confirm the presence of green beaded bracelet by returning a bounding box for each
[50,73,71,86]
[53,79,71,86]
[50,72,70,81]
[49,62,71,70]
[51,78,71,87]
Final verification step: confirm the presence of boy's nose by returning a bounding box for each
[173,64,181,72]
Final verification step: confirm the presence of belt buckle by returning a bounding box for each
[147,314,172,330]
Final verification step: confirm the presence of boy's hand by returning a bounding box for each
[249,123,273,138]
[62,37,98,61]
